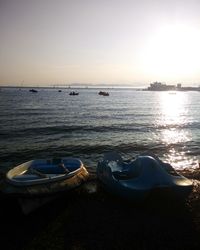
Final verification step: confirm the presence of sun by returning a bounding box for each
[140,23,200,81]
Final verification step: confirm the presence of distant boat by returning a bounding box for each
[69,91,79,95]
[98,91,109,96]
[58,90,62,92]
[29,89,38,93]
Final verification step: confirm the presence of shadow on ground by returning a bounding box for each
[0,178,200,250]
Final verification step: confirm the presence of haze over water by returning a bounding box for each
[0,88,199,170]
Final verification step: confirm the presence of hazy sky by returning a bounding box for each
[1,0,200,86]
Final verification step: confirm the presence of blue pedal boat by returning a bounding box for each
[97,152,193,201]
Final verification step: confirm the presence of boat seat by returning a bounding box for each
[29,167,48,178]
[13,174,42,181]
[112,170,130,180]
[127,160,141,178]
[112,159,141,180]
[31,164,68,174]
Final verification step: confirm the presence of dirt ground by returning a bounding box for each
[0,168,200,250]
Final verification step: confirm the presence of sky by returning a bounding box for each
[0,0,200,87]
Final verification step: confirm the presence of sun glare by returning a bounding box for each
[157,92,193,169]
[159,92,187,126]
[158,92,190,144]
[140,24,200,80]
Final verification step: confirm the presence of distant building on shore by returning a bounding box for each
[144,82,200,91]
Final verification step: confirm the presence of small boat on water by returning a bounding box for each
[97,152,193,201]
[69,91,79,95]
[0,157,89,213]
[29,89,38,93]
[98,91,109,96]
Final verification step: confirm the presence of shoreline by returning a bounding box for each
[0,168,200,250]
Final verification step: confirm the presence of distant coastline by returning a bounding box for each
[0,82,200,91]
[0,85,142,90]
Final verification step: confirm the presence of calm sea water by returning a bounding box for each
[0,88,200,170]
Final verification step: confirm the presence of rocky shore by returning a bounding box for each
[0,168,200,250]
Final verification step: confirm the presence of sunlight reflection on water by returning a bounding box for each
[163,148,198,170]
[157,92,197,169]
[158,92,188,126]
[161,129,191,145]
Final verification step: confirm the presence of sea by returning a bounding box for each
[0,87,200,171]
